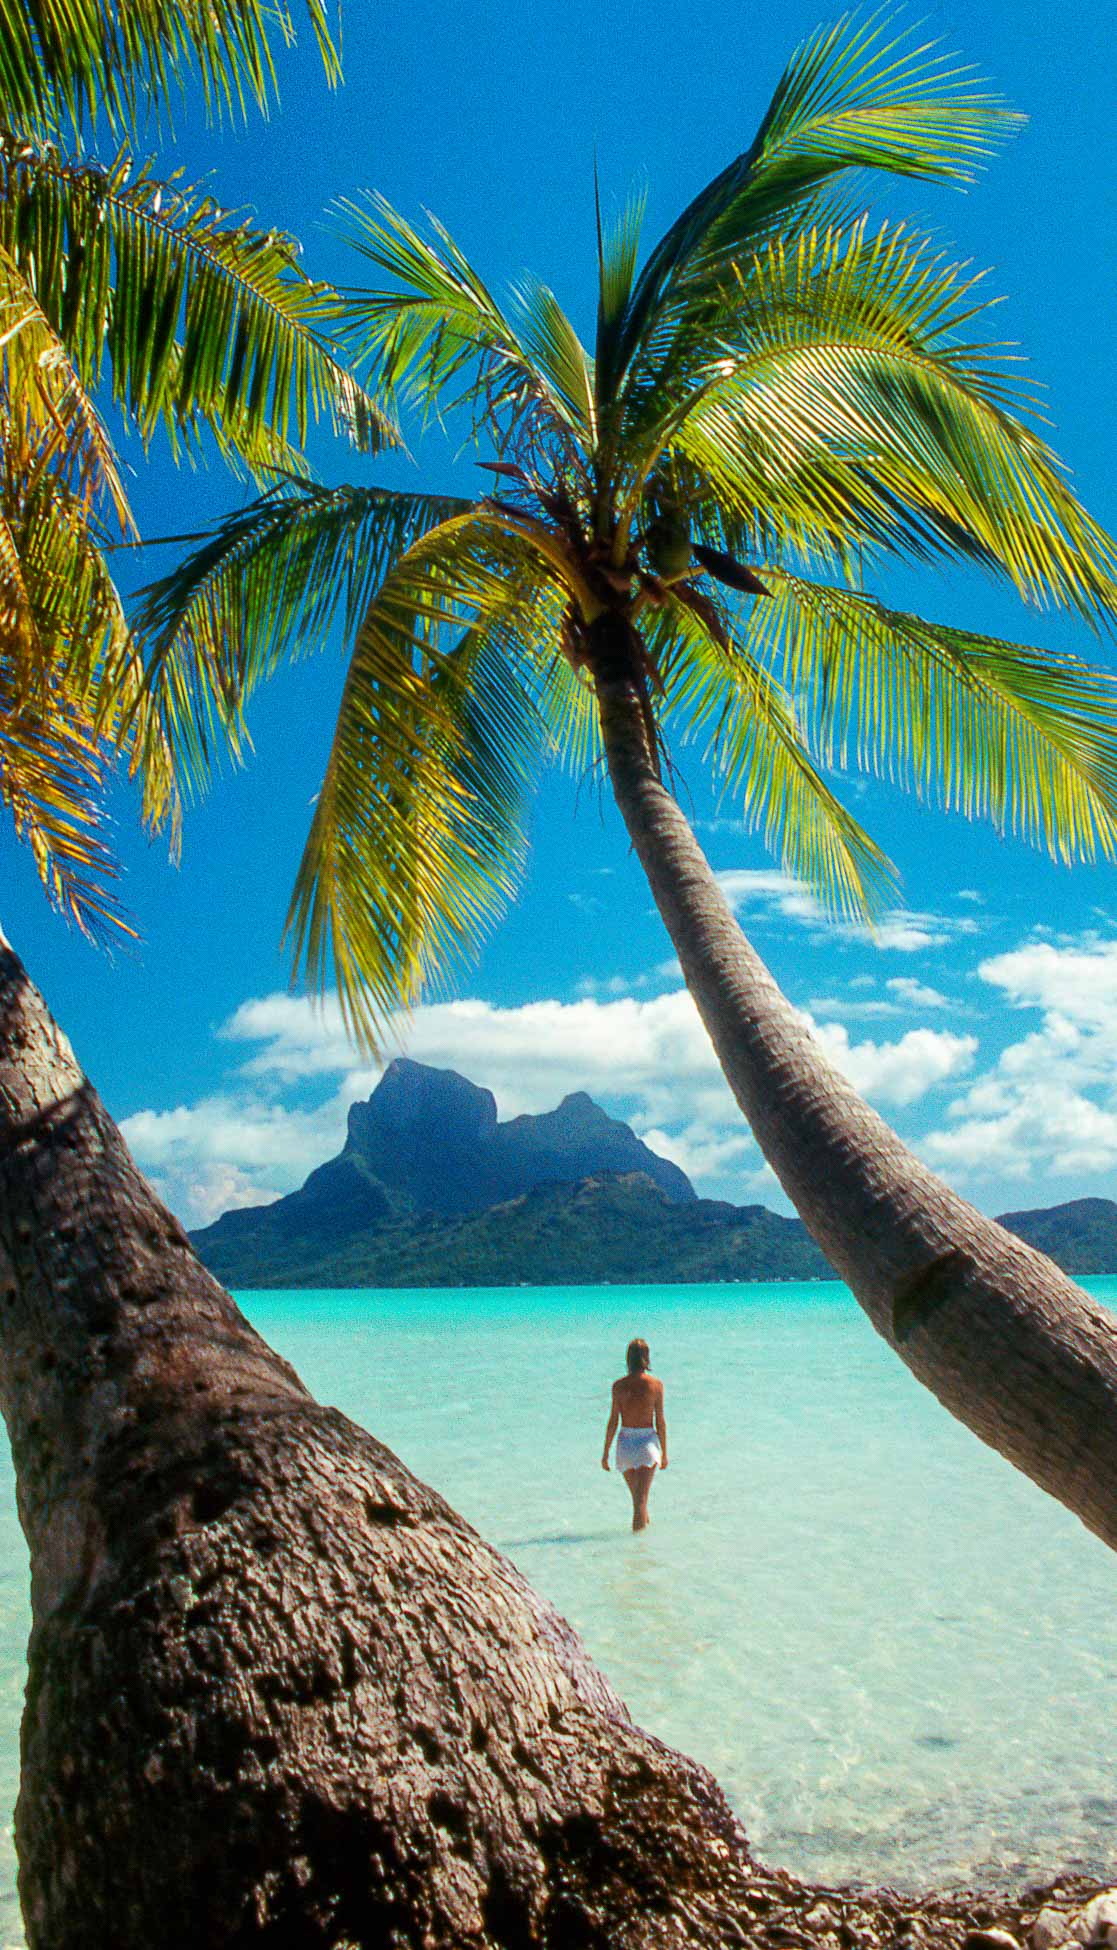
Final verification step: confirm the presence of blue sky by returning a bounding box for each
[10,0,1117,1228]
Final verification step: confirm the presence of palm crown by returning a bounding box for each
[0,0,392,936]
[140,16,1117,1045]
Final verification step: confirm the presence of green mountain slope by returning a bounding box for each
[195,1170,834,1289]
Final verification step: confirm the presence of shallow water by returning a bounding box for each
[0,1278,1115,1939]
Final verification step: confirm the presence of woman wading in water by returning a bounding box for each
[601,1338,668,1531]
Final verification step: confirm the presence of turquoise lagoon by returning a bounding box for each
[0,1278,1115,1941]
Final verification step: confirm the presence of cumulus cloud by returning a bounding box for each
[125,984,976,1225]
[922,935,1117,1190]
[885,977,951,1010]
[805,975,956,1021]
[807,994,903,1020]
[120,1091,349,1227]
[804,1019,975,1107]
[713,868,966,954]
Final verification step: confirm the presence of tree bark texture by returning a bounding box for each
[0,939,767,1947]
[594,637,1117,1554]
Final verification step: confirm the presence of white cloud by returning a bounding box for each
[638,1124,754,1190]
[715,868,824,927]
[805,977,955,1021]
[805,1019,976,1107]
[978,937,1117,1032]
[886,977,951,1010]
[120,1090,348,1227]
[922,935,1117,1191]
[713,868,960,954]
[807,994,902,1020]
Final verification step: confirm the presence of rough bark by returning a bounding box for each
[0,938,765,1946]
[593,627,1117,1553]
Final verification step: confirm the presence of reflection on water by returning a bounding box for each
[499,1530,619,1549]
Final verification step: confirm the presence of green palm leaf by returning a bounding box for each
[594,183,646,414]
[644,221,1117,618]
[284,516,562,1045]
[646,586,896,919]
[0,0,340,137]
[339,196,592,463]
[131,481,475,791]
[0,137,394,475]
[0,244,133,543]
[615,15,1020,395]
[749,570,1117,864]
[0,427,165,933]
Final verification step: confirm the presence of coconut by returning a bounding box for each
[645,512,692,581]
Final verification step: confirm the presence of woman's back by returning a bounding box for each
[614,1371,661,1426]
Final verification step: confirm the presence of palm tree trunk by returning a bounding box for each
[0,932,760,1947]
[594,636,1117,1553]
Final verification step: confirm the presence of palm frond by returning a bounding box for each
[641,221,1117,617]
[595,183,646,412]
[131,480,475,796]
[511,275,596,444]
[0,686,132,938]
[0,244,133,538]
[750,570,1117,864]
[338,195,588,458]
[644,589,896,919]
[615,14,1020,395]
[0,426,155,933]
[0,0,340,138]
[0,136,393,475]
[283,515,564,1047]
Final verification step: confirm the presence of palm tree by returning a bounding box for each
[0,0,389,938]
[0,9,828,1945]
[146,18,1117,1555]
[5,14,1117,1944]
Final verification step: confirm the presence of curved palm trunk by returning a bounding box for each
[0,933,761,1946]
[595,635,1117,1553]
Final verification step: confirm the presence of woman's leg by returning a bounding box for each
[636,1464,656,1529]
[625,1466,656,1532]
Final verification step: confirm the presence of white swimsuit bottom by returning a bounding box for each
[616,1426,662,1471]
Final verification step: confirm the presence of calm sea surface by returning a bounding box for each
[1,1278,1115,1940]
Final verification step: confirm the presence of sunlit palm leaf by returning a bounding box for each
[284,516,562,1046]
[0,431,152,933]
[615,15,1020,388]
[0,687,132,937]
[339,196,590,459]
[0,245,133,537]
[646,587,895,919]
[750,570,1117,864]
[0,0,340,137]
[131,480,475,792]
[511,276,595,445]
[0,137,394,474]
[622,215,1008,471]
[595,184,646,411]
[646,223,1117,615]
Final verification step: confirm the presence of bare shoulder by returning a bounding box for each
[650,1374,665,1400]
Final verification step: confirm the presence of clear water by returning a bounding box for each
[0,1279,1115,1942]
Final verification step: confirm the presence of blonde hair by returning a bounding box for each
[626,1337,650,1375]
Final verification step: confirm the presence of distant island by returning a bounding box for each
[190,1058,1117,1288]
